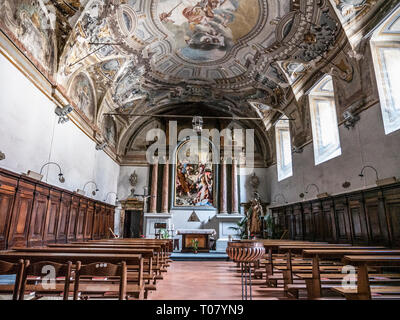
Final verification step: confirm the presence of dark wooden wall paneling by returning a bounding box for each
[0,168,115,250]
[271,183,400,247]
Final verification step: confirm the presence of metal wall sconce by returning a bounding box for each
[0,150,5,161]
[55,105,74,124]
[130,186,155,201]
[96,142,108,151]
[104,192,119,204]
[359,165,379,181]
[305,183,320,196]
[39,162,65,183]
[26,162,65,183]
[272,193,288,204]
[343,110,360,130]
[302,183,330,199]
[78,181,99,197]
[359,165,397,186]
[292,146,304,154]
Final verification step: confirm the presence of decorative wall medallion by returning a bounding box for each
[129,171,138,195]
[249,173,260,191]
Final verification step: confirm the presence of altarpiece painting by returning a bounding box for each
[175,139,214,207]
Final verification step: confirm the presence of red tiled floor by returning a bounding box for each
[148,261,284,300]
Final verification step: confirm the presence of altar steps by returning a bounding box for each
[170,251,229,261]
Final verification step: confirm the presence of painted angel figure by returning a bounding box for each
[334,0,366,17]
[195,168,213,205]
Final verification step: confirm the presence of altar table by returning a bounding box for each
[177,229,217,253]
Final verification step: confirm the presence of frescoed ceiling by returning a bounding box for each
[0,0,392,165]
[56,0,298,113]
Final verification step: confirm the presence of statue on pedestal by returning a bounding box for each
[247,192,264,237]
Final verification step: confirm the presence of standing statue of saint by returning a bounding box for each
[247,192,264,237]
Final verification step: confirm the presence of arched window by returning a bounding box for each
[308,75,342,165]
[275,116,293,181]
[371,6,400,135]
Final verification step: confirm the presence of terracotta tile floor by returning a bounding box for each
[148,261,285,300]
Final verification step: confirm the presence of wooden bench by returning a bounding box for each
[299,250,400,299]
[332,255,400,300]
[48,243,166,276]
[11,246,159,298]
[260,244,380,277]
[0,252,145,300]
[262,247,389,296]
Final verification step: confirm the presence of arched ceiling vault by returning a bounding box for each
[0,0,392,165]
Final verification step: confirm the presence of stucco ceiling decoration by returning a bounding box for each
[0,0,388,165]
[52,0,351,164]
[58,1,303,102]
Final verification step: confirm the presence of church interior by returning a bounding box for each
[0,0,400,302]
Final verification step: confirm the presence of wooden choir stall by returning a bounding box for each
[0,168,115,250]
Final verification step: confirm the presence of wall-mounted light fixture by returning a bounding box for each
[359,165,379,181]
[343,110,360,130]
[26,162,65,182]
[305,183,320,196]
[0,150,5,161]
[292,146,304,154]
[104,192,119,204]
[77,181,99,197]
[55,105,74,124]
[96,142,108,151]
[359,165,397,186]
[39,162,65,183]
[303,183,330,199]
[272,193,288,205]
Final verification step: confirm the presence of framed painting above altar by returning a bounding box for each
[173,138,217,209]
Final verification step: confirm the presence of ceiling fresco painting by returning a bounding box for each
[0,0,393,165]
[0,0,57,77]
[332,0,369,20]
[69,72,96,121]
[157,0,260,63]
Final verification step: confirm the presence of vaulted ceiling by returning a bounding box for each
[0,0,394,165]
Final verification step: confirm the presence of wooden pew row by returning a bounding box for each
[0,252,144,300]
[47,243,169,296]
[63,240,172,281]
[81,239,172,260]
[231,241,344,283]
[0,238,174,300]
[285,249,400,299]
[245,243,397,299]
[74,240,172,271]
[88,239,173,255]
[256,244,382,280]
[11,247,157,297]
[332,255,400,300]
[48,242,166,270]
[237,240,331,275]
[14,245,168,299]
[56,242,169,276]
